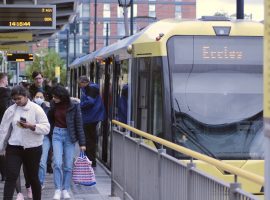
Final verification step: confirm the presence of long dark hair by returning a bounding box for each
[51,85,70,104]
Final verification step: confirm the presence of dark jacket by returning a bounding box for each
[80,83,105,124]
[48,100,86,146]
[29,84,52,101]
[0,87,11,122]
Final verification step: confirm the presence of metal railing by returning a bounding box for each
[111,120,264,200]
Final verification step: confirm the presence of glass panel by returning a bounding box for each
[149,4,156,18]
[103,4,111,18]
[117,23,125,37]
[175,5,182,18]
[117,60,129,124]
[82,3,90,17]
[82,39,89,54]
[103,22,110,36]
[168,36,263,159]
[149,57,163,137]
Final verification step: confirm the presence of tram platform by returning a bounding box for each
[0,161,119,200]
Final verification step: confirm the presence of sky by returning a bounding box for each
[196,0,264,21]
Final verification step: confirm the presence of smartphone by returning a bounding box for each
[20,117,26,123]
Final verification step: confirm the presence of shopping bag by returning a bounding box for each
[72,151,96,186]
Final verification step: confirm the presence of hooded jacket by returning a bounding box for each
[80,83,105,124]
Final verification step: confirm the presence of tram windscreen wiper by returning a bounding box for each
[173,98,216,158]
[172,123,217,158]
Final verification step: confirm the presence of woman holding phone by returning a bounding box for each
[0,85,50,200]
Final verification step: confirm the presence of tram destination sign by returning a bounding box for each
[0,5,56,29]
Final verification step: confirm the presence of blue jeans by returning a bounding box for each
[52,127,75,190]
[38,135,51,186]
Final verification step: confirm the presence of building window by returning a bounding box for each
[82,3,90,17]
[117,4,138,18]
[103,22,111,36]
[149,4,156,18]
[58,39,67,53]
[82,22,89,35]
[175,5,182,18]
[82,39,89,54]
[103,4,110,18]
[117,6,123,18]
[117,22,125,37]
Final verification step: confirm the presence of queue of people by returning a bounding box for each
[0,71,109,200]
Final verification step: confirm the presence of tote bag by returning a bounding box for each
[72,151,96,186]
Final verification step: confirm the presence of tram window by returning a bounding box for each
[134,57,163,135]
[90,63,94,82]
[167,36,263,159]
[149,57,163,137]
[116,60,129,124]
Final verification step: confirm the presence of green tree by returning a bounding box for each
[214,12,229,17]
[25,49,66,84]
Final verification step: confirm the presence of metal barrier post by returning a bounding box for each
[229,182,241,200]
[123,130,128,199]
[158,146,166,200]
[187,161,196,200]
[136,136,143,200]
[111,126,119,198]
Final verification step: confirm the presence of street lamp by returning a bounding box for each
[118,0,131,37]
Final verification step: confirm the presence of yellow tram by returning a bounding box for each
[69,17,264,195]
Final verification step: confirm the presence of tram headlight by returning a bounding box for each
[156,33,164,41]
[213,26,231,36]
[127,45,133,54]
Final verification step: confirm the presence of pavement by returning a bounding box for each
[0,162,120,200]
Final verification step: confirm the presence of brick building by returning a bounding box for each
[45,0,196,64]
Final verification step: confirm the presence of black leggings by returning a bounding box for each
[0,155,6,180]
[83,122,98,166]
[3,145,42,200]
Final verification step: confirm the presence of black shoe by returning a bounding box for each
[92,163,96,167]
[47,165,53,174]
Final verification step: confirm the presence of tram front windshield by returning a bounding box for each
[167,36,263,159]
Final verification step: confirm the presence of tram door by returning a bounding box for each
[97,56,130,167]
[97,58,112,166]
[133,57,164,137]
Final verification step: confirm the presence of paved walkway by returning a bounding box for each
[0,162,120,200]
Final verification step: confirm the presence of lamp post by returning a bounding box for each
[66,28,70,86]
[35,49,46,72]
[70,18,79,61]
[130,0,133,35]
[118,0,131,37]
[94,0,97,51]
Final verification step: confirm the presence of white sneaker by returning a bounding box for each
[26,187,32,199]
[62,190,71,199]
[16,193,24,200]
[53,189,62,200]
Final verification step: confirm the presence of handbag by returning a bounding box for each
[72,151,96,186]
[0,123,13,153]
